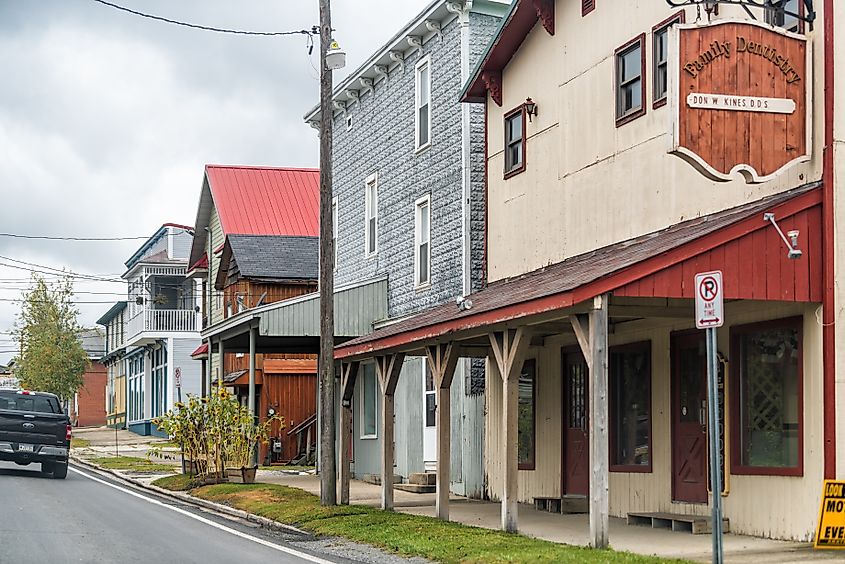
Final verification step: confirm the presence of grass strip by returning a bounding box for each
[186,483,689,564]
[153,474,203,491]
[70,438,91,449]
[89,455,175,473]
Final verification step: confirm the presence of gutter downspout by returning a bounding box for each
[447,0,473,297]
[822,0,836,479]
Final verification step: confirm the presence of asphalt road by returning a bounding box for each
[0,461,369,564]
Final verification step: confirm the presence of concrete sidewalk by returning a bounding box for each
[72,426,180,463]
[257,473,839,564]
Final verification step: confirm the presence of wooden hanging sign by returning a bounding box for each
[669,20,811,183]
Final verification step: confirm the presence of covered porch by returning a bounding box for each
[334,184,829,545]
[201,277,388,464]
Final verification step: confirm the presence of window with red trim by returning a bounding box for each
[652,12,685,108]
[609,342,652,472]
[504,105,526,178]
[518,359,536,470]
[731,317,803,476]
[615,34,646,126]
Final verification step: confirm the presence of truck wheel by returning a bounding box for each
[51,463,68,479]
[41,462,53,474]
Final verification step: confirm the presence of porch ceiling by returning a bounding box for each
[336,182,821,360]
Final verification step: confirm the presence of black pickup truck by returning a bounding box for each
[0,389,71,479]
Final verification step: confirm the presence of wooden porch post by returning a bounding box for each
[375,353,405,511]
[572,296,609,549]
[248,327,257,466]
[338,361,359,505]
[217,338,224,389]
[489,327,531,533]
[425,343,460,521]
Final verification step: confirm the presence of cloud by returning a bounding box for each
[0,0,432,363]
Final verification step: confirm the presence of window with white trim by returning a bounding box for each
[365,174,378,256]
[361,363,377,438]
[332,197,338,270]
[414,195,431,287]
[415,57,431,150]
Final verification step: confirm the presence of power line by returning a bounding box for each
[91,0,314,37]
[0,228,192,242]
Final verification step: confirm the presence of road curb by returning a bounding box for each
[69,455,310,537]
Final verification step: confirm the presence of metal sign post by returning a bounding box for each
[174,367,185,474]
[695,270,724,564]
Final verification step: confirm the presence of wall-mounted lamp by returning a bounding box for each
[524,97,538,122]
[456,295,473,311]
[763,213,802,259]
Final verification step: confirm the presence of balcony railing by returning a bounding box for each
[127,308,198,340]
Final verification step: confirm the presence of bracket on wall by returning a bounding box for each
[332,100,346,113]
[359,77,375,95]
[425,20,444,41]
[664,0,815,30]
[407,35,423,56]
[532,0,555,35]
[374,64,389,83]
[388,51,405,72]
[482,70,503,106]
[346,89,360,104]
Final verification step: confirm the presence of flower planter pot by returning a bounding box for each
[226,466,258,484]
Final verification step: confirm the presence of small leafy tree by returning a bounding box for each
[12,274,89,404]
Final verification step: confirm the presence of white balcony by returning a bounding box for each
[126,308,198,346]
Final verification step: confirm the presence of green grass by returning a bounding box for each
[70,438,91,449]
[150,440,180,448]
[89,455,175,473]
[152,474,202,491]
[191,483,689,564]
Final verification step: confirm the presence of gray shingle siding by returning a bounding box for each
[333,13,496,319]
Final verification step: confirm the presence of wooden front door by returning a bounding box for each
[671,333,709,503]
[562,352,589,496]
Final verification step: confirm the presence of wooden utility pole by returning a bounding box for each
[318,0,337,506]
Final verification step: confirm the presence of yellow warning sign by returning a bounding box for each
[815,480,845,549]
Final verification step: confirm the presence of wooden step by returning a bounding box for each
[627,511,730,535]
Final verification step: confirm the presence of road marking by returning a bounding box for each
[69,466,335,564]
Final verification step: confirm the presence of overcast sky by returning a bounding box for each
[0,0,433,363]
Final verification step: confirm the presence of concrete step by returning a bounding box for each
[409,472,437,485]
[395,483,436,494]
[361,473,402,485]
[627,511,730,535]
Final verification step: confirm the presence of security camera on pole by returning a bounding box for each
[318,0,345,507]
[695,270,725,564]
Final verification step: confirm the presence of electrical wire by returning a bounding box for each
[0,230,189,241]
[91,0,314,38]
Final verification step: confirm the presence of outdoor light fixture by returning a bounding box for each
[524,97,538,122]
[456,296,473,311]
[763,212,803,259]
[325,39,346,70]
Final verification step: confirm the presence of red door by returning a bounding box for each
[671,333,709,503]
[562,353,589,496]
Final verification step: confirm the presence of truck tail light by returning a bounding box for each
[66,424,72,441]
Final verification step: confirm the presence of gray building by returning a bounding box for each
[305,0,507,497]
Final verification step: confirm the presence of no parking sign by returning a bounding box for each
[695,271,724,329]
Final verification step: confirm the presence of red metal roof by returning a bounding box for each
[336,183,821,359]
[188,254,208,272]
[205,165,320,237]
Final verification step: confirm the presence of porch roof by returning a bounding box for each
[336,182,822,359]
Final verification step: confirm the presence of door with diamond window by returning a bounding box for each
[671,333,708,503]
[562,352,589,496]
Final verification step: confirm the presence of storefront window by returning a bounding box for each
[610,342,651,470]
[518,359,536,469]
[733,319,802,474]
